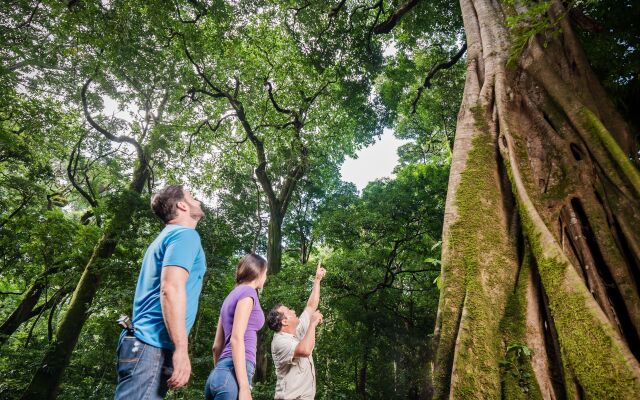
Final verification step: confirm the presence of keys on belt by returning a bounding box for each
[117,315,135,335]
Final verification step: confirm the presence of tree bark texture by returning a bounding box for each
[267,210,284,274]
[432,0,640,399]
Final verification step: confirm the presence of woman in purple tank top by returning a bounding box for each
[205,254,267,400]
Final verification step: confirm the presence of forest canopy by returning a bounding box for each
[1,0,639,399]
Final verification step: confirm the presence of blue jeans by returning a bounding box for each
[114,333,173,400]
[205,357,255,400]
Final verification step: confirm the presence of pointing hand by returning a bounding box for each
[311,311,323,325]
[315,261,326,281]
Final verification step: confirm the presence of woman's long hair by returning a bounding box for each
[235,253,267,285]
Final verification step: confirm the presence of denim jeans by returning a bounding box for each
[205,357,255,400]
[114,332,173,400]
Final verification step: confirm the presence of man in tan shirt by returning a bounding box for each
[266,263,326,399]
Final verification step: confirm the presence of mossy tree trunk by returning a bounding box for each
[0,277,47,348]
[20,168,148,400]
[432,0,640,398]
[20,76,160,399]
[0,272,73,348]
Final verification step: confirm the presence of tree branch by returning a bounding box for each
[173,0,206,24]
[17,1,41,29]
[182,41,234,102]
[411,43,467,114]
[187,113,236,154]
[25,285,73,323]
[278,164,305,215]
[154,89,170,123]
[329,0,348,18]
[255,121,297,131]
[81,77,145,162]
[569,7,603,33]
[365,1,385,49]
[251,172,263,253]
[0,192,32,229]
[265,81,293,115]
[182,38,281,209]
[302,79,334,111]
[373,0,421,34]
[66,133,98,208]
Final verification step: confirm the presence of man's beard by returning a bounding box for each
[190,208,205,221]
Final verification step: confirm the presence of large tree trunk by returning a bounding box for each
[20,166,148,400]
[267,210,284,274]
[432,0,640,398]
[251,213,283,383]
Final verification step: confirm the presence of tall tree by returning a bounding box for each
[179,5,382,273]
[8,2,191,396]
[0,86,94,348]
[20,77,157,400]
[294,0,640,396]
[432,0,640,398]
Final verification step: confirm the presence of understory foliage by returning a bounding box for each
[1,0,638,399]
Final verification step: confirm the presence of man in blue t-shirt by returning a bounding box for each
[114,185,207,400]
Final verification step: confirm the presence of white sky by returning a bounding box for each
[340,128,410,191]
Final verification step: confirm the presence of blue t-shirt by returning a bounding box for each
[132,224,206,349]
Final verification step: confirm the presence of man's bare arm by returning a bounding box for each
[160,266,190,388]
[294,311,323,357]
[305,261,326,314]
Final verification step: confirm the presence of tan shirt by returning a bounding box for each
[271,310,315,400]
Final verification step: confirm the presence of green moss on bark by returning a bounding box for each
[577,107,640,197]
[499,249,544,399]
[517,203,640,398]
[435,105,519,399]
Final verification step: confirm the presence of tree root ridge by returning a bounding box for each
[610,214,640,298]
[531,257,568,400]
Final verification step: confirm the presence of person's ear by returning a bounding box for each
[175,200,188,212]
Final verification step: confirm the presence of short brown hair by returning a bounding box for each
[267,304,285,332]
[235,253,268,284]
[151,185,185,224]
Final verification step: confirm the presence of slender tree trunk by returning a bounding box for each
[0,279,45,347]
[251,213,283,383]
[254,210,288,382]
[267,210,283,274]
[20,166,148,400]
[0,281,73,348]
[356,341,369,399]
[432,0,640,398]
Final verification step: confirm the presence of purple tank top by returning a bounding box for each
[218,285,265,364]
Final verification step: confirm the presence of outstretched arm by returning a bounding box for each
[304,261,326,315]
